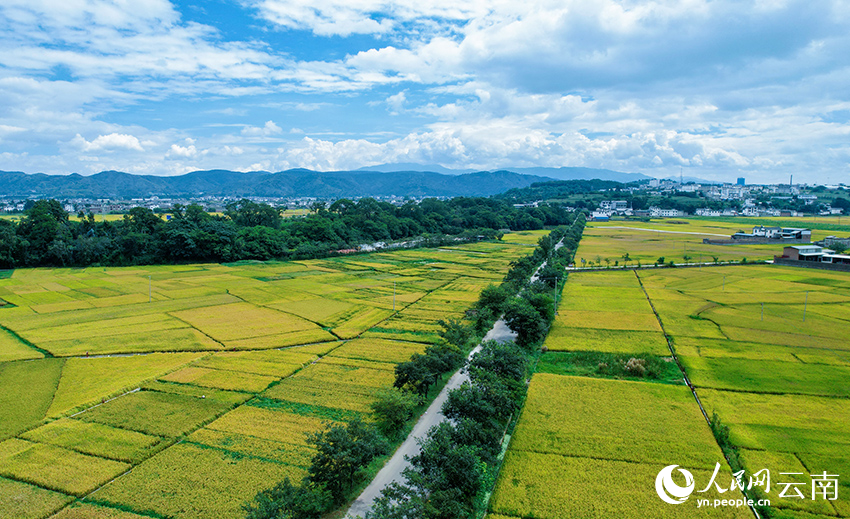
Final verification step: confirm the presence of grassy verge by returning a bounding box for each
[536,351,684,384]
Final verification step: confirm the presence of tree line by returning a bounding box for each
[243,215,586,519]
[0,197,573,269]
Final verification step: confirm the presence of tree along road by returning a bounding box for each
[345,320,518,518]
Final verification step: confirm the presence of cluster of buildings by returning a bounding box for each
[591,201,686,220]
[778,245,850,266]
[643,178,800,200]
[733,226,813,241]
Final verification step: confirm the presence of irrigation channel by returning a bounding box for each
[346,238,564,518]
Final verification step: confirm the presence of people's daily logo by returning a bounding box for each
[655,465,695,504]
[655,463,838,509]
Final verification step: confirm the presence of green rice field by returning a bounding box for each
[0,231,546,518]
[491,244,849,519]
[575,217,843,266]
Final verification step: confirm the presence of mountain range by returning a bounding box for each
[0,166,647,199]
[358,164,649,183]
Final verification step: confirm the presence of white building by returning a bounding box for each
[695,208,721,217]
[649,207,686,218]
[599,200,628,211]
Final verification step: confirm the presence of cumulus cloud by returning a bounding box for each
[241,120,284,137]
[167,144,197,158]
[250,0,484,36]
[1,0,849,182]
[71,133,145,152]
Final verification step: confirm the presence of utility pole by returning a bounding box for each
[803,291,808,322]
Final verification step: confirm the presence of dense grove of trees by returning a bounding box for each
[497,180,625,203]
[0,198,573,269]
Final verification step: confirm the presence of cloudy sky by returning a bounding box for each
[1,0,848,183]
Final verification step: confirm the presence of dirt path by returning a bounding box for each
[345,320,517,518]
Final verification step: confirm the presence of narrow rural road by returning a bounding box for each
[345,320,518,518]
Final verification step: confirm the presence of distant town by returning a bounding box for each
[1,177,847,222]
[588,177,847,220]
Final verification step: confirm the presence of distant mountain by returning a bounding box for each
[0,169,555,199]
[505,167,649,183]
[356,163,477,175]
[358,163,649,182]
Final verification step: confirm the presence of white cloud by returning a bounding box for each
[0,0,848,182]
[167,144,197,158]
[241,120,284,137]
[385,91,406,113]
[250,0,487,36]
[71,133,145,152]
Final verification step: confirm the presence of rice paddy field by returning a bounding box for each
[489,375,751,519]
[639,265,850,518]
[575,216,845,266]
[491,257,850,518]
[0,230,548,519]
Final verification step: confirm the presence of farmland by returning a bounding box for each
[0,230,547,518]
[489,375,751,519]
[639,265,850,518]
[574,217,841,266]
[491,235,849,519]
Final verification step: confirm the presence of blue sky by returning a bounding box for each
[1,0,848,184]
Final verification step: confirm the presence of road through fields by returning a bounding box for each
[345,319,517,518]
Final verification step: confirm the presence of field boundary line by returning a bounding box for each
[69,388,142,418]
[225,290,346,341]
[634,269,761,519]
[165,312,228,350]
[0,323,55,358]
[690,385,850,400]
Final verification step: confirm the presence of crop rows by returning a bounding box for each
[490,375,750,519]
[0,234,535,518]
[636,266,850,517]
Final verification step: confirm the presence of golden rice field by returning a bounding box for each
[0,232,544,519]
[492,244,849,518]
[489,375,751,519]
[542,270,669,355]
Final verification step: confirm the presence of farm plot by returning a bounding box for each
[0,476,73,519]
[91,442,306,519]
[542,271,668,355]
[0,235,537,518]
[576,218,783,266]
[638,265,850,517]
[490,374,750,519]
[21,419,163,464]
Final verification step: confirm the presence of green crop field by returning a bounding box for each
[637,265,850,517]
[490,375,751,519]
[0,234,538,518]
[491,248,849,519]
[575,217,814,266]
